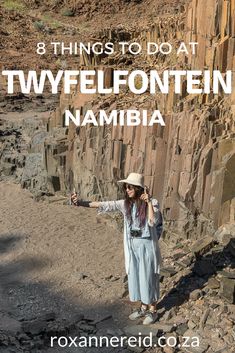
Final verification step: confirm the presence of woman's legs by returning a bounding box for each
[128,238,160,323]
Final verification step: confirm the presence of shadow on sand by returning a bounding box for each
[0,232,130,353]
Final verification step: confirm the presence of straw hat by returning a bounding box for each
[118,173,144,188]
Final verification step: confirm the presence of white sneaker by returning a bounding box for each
[129,307,147,320]
[142,311,158,325]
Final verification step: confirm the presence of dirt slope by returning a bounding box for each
[0,181,131,323]
[0,0,187,70]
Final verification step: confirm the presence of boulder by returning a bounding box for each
[160,267,177,278]
[215,224,235,244]
[191,236,215,257]
[220,277,235,304]
[206,277,220,289]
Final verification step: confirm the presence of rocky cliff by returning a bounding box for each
[37,0,234,240]
[1,0,235,240]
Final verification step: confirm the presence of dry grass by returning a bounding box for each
[42,13,62,29]
[2,0,26,11]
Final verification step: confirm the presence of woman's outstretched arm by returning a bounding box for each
[71,193,100,208]
[71,194,124,213]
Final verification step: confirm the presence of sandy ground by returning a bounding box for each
[0,180,136,330]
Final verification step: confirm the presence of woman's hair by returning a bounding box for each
[123,184,147,227]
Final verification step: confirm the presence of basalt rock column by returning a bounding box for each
[43,0,235,239]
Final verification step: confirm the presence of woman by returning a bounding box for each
[71,173,163,325]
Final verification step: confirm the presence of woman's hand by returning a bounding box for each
[71,193,78,206]
[140,187,155,226]
[70,193,100,208]
[140,187,151,203]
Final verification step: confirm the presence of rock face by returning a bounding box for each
[37,0,234,240]
[1,0,235,240]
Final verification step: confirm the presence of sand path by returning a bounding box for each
[0,181,130,329]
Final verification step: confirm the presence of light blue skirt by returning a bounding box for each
[128,237,160,304]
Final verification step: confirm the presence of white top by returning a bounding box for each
[97,199,163,275]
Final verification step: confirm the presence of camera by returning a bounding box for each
[130,229,142,237]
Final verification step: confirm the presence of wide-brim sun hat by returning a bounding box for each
[118,173,144,188]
